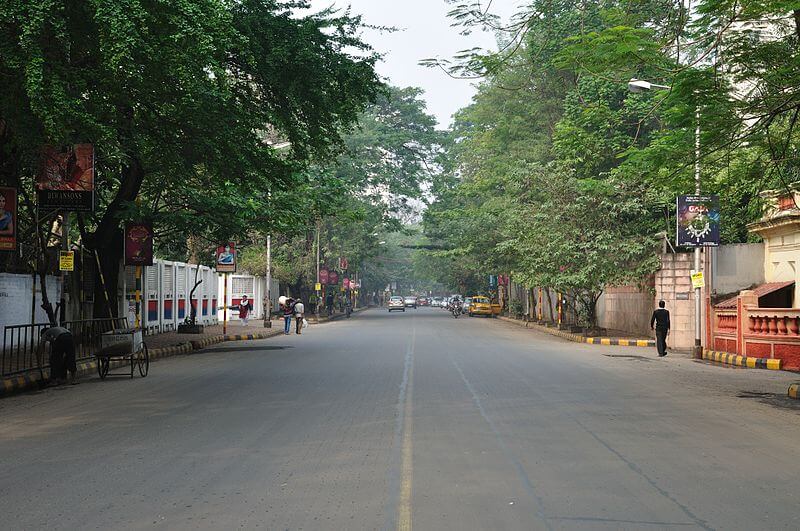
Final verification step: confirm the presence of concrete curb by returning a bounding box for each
[1,329,283,398]
[789,383,800,399]
[703,349,782,370]
[497,316,655,347]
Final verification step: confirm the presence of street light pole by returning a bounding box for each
[629,78,704,357]
[264,234,272,328]
[693,107,702,358]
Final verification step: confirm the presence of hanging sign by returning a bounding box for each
[59,251,75,271]
[691,270,705,289]
[216,242,236,273]
[677,195,720,247]
[37,144,95,211]
[339,257,348,270]
[0,187,17,251]
[124,221,154,266]
[315,282,322,291]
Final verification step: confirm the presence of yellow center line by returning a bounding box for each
[398,325,415,531]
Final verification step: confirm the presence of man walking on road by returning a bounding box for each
[294,298,305,334]
[650,300,670,357]
[281,298,295,335]
[326,291,334,316]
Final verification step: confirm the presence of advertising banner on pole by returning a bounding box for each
[320,269,329,284]
[124,221,154,266]
[216,242,236,273]
[329,271,339,285]
[343,278,350,289]
[0,187,17,251]
[339,257,348,271]
[37,144,95,211]
[677,195,720,247]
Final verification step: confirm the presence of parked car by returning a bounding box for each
[388,296,406,312]
[431,297,442,307]
[467,295,501,317]
[403,296,417,309]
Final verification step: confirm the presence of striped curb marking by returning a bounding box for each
[1,330,283,397]
[702,350,782,370]
[498,316,653,347]
[1,311,361,398]
[789,384,799,399]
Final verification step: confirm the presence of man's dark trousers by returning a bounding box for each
[655,328,668,356]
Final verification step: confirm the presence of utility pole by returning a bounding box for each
[693,107,702,358]
[264,234,272,328]
[315,218,321,320]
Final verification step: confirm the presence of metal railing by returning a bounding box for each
[1,323,51,376]
[1,317,128,377]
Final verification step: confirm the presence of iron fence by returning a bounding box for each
[1,317,129,377]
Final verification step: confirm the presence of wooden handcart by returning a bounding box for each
[95,328,149,379]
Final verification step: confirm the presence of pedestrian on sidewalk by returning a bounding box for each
[650,300,670,357]
[238,295,253,327]
[39,326,77,385]
[281,297,295,335]
[294,298,305,334]
[326,291,334,316]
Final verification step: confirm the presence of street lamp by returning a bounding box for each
[628,78,703,358]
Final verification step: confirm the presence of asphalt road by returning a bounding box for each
[2,308,800,530]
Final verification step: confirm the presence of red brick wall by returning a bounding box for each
[773,343,800,370]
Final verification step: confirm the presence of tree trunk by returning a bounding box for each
[88,155,145,318]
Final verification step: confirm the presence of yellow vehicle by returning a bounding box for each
[468,296,494,317]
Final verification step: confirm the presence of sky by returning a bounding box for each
[307,1,520,129]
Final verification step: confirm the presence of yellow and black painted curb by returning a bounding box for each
[702,350,782,370]
[497,316,654,347]
[789,383,800,399]
[1,329,283,398]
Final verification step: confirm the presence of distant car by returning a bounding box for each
[403,296,417,309]
[388,296,405,312]
[418,297,429,306]
[430,297,441,307]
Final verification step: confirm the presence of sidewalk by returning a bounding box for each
[1,307,370,398]
[497,315,656,348]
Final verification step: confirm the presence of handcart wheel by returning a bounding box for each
[98,357,110,379]
[137,343,149,377]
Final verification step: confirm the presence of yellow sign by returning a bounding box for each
[315,282,322,291]
[59,251,74,271]
[691,270,705,289]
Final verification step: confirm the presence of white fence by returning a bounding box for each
[217,273,280,322]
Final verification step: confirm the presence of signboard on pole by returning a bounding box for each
[0,187,17,251]
[339,257,348,271]
[124,222,154,266]
[315,282,322,291]
[320,269,329,284]
[329,271,339,285]
[37,144,95,211]
[691,270,705,289]
[677,195,720,247]
[343,278,350,289]
[216,242,236,273]
[59,251,75,271]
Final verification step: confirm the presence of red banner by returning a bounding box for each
[329,271,339,285]
[0,187,17,251]
[320,269,329,284]
[124,222,153,266]
[343,278,350,289]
